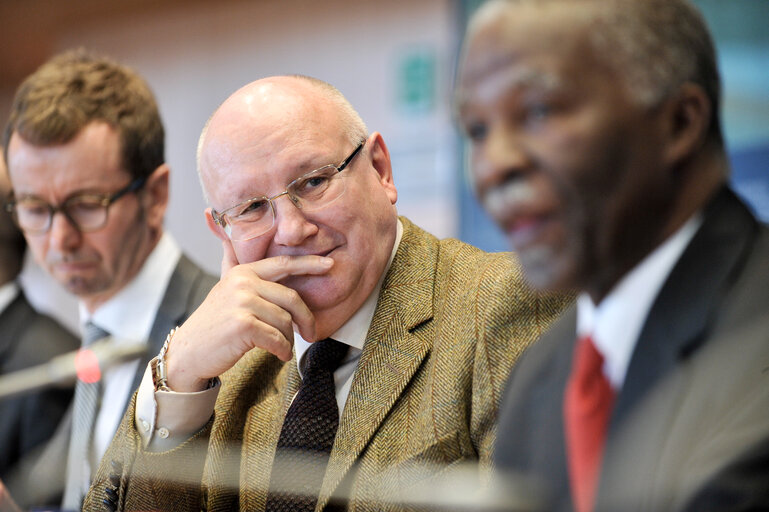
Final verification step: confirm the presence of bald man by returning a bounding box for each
[84,76,569,511]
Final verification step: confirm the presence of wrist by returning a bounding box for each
[153,327,178,392]
[153,327,213,392]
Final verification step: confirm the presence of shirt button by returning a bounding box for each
[140,420,150,432]
[157,427,170,439]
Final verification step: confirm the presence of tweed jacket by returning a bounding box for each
[85,217,569,511]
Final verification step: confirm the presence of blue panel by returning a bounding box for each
[730,144,769,221]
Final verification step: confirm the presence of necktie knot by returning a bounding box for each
[83,321,110,347]
[304,338,348,377]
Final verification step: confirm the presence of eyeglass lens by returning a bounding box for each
[14,196,109,233]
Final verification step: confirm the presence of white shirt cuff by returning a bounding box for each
[135,359,220,452]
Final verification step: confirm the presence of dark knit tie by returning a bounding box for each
[564,335,616,512]
[264,338,349,512]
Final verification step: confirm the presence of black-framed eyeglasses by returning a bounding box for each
[5,175,148,235]
[211,141,365,242]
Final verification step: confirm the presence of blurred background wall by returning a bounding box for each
[0,0,766,333]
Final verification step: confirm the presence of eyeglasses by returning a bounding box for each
[212,141,365,242]
[5,176,147,235]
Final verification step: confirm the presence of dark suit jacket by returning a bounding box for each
[15,253,217,508]
[129,254,218,398]
[493,188,769,511]
[84,217,571,512]
[0,291,79,494]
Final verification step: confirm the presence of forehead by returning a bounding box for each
[7,122,127,194]
[200,87,351,206]
[457,5,598,102]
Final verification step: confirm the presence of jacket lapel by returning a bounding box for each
[318,219,435,508]
[610,188,756,427]
[129,255,212,394]
[235,351,301,510]
[597,188,758,510]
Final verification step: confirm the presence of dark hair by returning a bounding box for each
[3,49,165,179]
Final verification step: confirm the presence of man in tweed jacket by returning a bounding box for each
[85,76,568,511]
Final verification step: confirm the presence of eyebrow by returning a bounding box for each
[14,187,113,202]
[456,62,564,111]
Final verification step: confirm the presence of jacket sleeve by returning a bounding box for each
[83,393,213,512]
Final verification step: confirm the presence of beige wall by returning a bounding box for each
[9,0,461,331]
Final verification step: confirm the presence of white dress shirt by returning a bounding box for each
[79,232,181,463]
[136,220,404,451]
[577,215,702,390]
[0,281,20,314]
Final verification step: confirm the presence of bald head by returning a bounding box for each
[197,76,367,200]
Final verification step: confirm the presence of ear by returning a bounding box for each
[205,207,228,242]
[367,132,398,205]
[661,83,711,169]
[143,164,170,230]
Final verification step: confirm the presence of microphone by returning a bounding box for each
[0,338,147,400]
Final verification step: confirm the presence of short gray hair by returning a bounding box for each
[474,0,722,142]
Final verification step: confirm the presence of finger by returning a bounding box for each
[246,254,334,282]
[240,290,298,348]
[220,238,239,277]
[243,279,316,341]
[247,319,294,361]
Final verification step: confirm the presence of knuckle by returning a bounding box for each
[285,288,303,307]
[263,326,286,350]
[274,254,293,269]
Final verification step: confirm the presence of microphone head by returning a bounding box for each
[76,338,149,383]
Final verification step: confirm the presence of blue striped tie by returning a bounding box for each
[62,321,109,511]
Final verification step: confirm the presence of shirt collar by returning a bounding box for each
[577,213,703,389]
[79,232,181,345]
[294,219,404,375]
[0,281,20,313]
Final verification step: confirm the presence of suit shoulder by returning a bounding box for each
[3,299,79,371]
[175,254,218,307]
[435,237,572,320]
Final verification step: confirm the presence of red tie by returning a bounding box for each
[564,335,615,512]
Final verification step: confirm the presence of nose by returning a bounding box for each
[48,211,82,252]
[271,195,318,246]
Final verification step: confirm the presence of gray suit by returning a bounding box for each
[494,188,769,511]
[128,254,218,400]
[0,291,79,508]
[18,254,217,508]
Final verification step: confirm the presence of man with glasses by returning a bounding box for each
[0,158,79,511]
[84,75,568,511]
[3,50,217,509]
